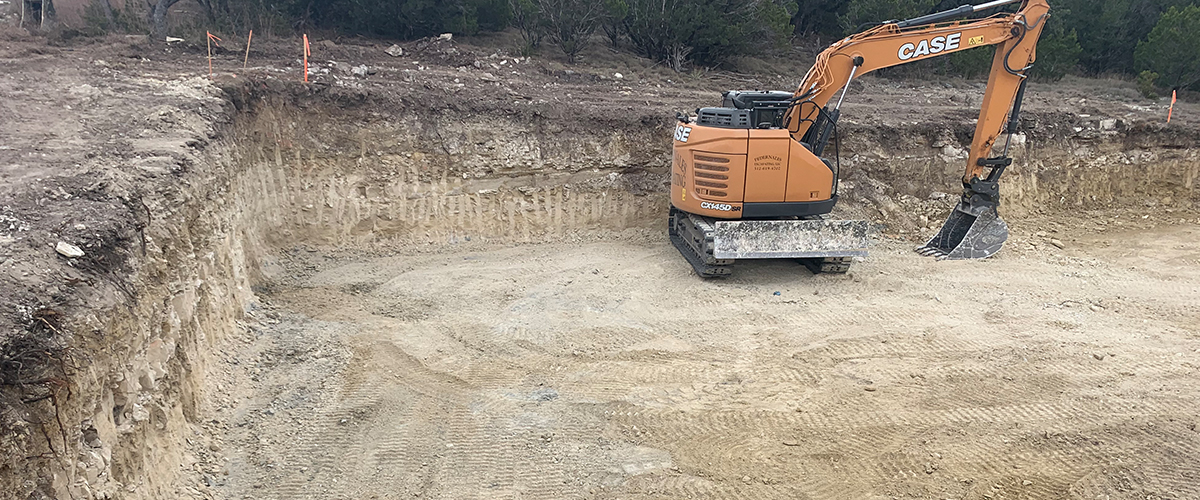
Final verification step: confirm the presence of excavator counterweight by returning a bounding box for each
[669,0,1048,277]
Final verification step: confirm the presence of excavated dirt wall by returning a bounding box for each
[221,82,668,252]
[1,90,259,498]
[224,82,1199,253]
[841,114,1199,224]
[4,76,1198,500]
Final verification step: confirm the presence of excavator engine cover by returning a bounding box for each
[917,201,1009,259]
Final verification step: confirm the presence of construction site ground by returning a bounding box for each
[214,221,1200,500]
[1,27,1199,500]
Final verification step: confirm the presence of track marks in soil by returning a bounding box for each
[214,226,1200,500]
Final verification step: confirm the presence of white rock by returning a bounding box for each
[940,144,965,158]
[384,44,404,57]
[439,33,453,41]
[1100,118,1117,130]
[614,72,623,79]
[55,241,84,258]
[351,65,369,78]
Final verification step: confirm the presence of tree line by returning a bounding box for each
[80,0,1200,92]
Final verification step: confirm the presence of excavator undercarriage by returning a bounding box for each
[669,207,867,277]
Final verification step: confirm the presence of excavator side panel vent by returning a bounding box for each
[697,107,752,129]
[691,152,745,201]
[693,154,730,194]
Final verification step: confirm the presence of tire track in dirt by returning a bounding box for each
[216,225,1200,499]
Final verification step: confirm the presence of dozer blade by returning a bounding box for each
[917,202,1009,260]
[712,219,869,260]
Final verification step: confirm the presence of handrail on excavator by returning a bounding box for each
[896,0,1023,28]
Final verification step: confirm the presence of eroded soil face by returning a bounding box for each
[204,222,1200,500]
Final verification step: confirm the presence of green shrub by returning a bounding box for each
[943,46,994,79]
[791,0,844,37]
[82,0,149,35]
[510,0,546,49]
[1031,17,1082,81]
[623,0,790,70]
[838,0,935,33]
[299,0,510,39]
[541,0,604,62]
[1135,4,1200,90]
[1054,0,1196,76]
[600,0,628,48]
[1137,70,1160,98]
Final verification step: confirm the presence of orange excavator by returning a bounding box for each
[670,0,1049,277]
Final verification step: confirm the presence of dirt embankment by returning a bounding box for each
[1,31,1198,499]
[0,46,250,498]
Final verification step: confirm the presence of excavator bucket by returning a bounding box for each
[916,202,1009,260]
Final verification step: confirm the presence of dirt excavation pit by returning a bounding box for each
[2,35,1200,500]
[211,225,1200,500]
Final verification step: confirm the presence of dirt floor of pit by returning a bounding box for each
[192,219,1200,500]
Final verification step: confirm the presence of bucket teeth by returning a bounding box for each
[915,246,948,258]
[918,202,1009,260]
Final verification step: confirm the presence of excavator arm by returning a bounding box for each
[788,0,1049,179]
[785,0,1050,258]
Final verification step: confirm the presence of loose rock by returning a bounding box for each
[385,44,404,57]
[56,241,84,258]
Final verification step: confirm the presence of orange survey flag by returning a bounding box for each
[206,32,222,79]
[243,30,253,69]
[1167,90,1177,124]
[302,34,311,83]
